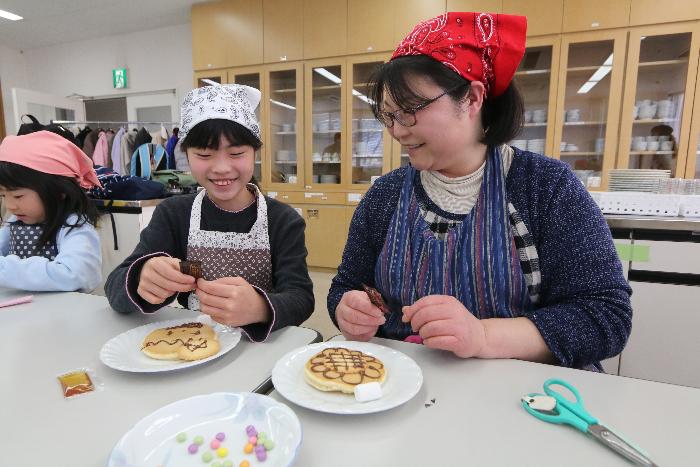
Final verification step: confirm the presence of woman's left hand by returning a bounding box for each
[402,295,486,358]
[195,276,270,327]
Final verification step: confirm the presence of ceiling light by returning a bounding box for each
[0,9,23,21]
[270,99,296,110]
[577,81,597,94]
[577,54,613,94]
[352,89,374,105]
[314,68,342,84]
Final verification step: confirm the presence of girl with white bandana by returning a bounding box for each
[105,84,314,342]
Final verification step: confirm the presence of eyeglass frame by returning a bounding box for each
[378,84,469,128]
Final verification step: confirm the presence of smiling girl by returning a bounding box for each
[105,84,314,342]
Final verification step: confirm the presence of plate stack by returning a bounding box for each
[607,169,671,192]
[526,139,545,153]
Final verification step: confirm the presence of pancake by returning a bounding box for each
[304,347,386,394]
[141,322,219,361]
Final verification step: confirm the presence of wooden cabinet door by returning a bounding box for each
[630,0,700,26]
[303,0,348,59]
[193,70,227,88]
[562,0,631,33]
[616,23,700,178]
[393,0,446,44]
[192,1,229,70]
[226,0,264,66]
[348,0,395,54]
[303,205,348,268]
[502,0,563,37]
[264,0,303,63]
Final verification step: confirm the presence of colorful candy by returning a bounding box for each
[245,425,257,437]
[216,447,228,458]
[254,445,267,462]
[263,439,274,451]
[212,463,222,467]
[176,432,187,443]
[188,443,199,454]
[216,432,226,441]
[202,451,213,462]
[194,435,204,445]
[238,461,249,467]
[243,442,254,454]
[248,436,257,445]
[210,439,221,450]
[223,461,233,467]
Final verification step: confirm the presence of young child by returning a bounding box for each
[105,83,314,342]
[0,130,102,292]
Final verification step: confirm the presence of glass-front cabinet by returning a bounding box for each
[305,60,345,187]
[229,69,263,182]
[553,31,627,189]
[688,51,700,179]
[512,37,561,156]
[264,63,303,188]
[193,70,226,88]
[617,23,700,178]
[347,55,391,187]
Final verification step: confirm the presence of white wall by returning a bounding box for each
[18,23,193,127]
[0,45,28,136]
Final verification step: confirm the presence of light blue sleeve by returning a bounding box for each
[0,221,9,256]
[0,216,102,292]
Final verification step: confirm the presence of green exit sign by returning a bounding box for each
[113,68,127,89]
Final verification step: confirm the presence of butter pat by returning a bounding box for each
[354,382,383,402]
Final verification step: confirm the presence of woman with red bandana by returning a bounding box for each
[328,12,632,370]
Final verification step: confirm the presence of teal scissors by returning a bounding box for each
[521,378,658,466]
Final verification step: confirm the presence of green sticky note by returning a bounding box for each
[631,245,650,262]
[615,243,632,261]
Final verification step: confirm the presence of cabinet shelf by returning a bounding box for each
[274,160,297,164]
[629,150,675,155]
[352,155,383,158]
[560,151,603,156]
[272,88,296,94]
[515,69,551,76]
[313,130,341,134]
[638,59,689,69]
[523,122,547,127]
[563,121,607,126]
[312,161,341,164]
[275,131,297,135]
[312,84,341,91]
[352,129,383,133]
[633,118,678,124]
[566,65,604,73]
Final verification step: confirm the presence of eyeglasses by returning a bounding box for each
[378,85,466,128]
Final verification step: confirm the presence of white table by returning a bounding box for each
[0,289,320,467]
[270,336,700,466]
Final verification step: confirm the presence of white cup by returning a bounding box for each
[647,141,660,151]
[312,152,322,161]
[287,174,297,184]
[524,110,533,123]
[660,141,674,151]
[566,144,579,152]
[656,99,673,119]
[633,140,648,151]
[532,109,547,123]
[281,123,292,132]
[566,109,581,122]
[595,138,605,153]
[560,142,567,151]
[646,135,658,142]
[355,142,368,154]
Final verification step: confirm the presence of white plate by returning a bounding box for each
[272,341,423,415]
[108,392,301,467]
[100,318,241,372]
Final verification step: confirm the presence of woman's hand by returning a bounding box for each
[336,290,386,341]
[402,295,486,358]
[195,276,270,327]
[138,256,196,304]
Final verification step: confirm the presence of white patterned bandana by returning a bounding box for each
[179,82,261,141]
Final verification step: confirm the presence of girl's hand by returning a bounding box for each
[336,290,386,341]
[402,295,486,358]
[195,276,270,327]
[138,257,196,304]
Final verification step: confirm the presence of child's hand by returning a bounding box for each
[401,295,486,358]
[195,276,270,327]
[138,257,196,304]
[336,290,386,342]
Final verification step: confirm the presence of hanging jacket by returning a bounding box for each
[130,143,167,179]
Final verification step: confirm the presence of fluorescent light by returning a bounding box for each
[588,65,612,82]
[577,81,597,94]
[577,54,613,94]
[0,9,22,20]
[352,89,374,105]
[269,99,296,110]
[314,68,342,84]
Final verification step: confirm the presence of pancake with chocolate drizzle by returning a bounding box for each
[141,322,220,361]
[304,347,385,394]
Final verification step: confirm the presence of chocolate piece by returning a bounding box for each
[179,260,203,279]
[362,284,389,314]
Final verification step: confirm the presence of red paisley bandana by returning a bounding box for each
[391,12,527,97]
